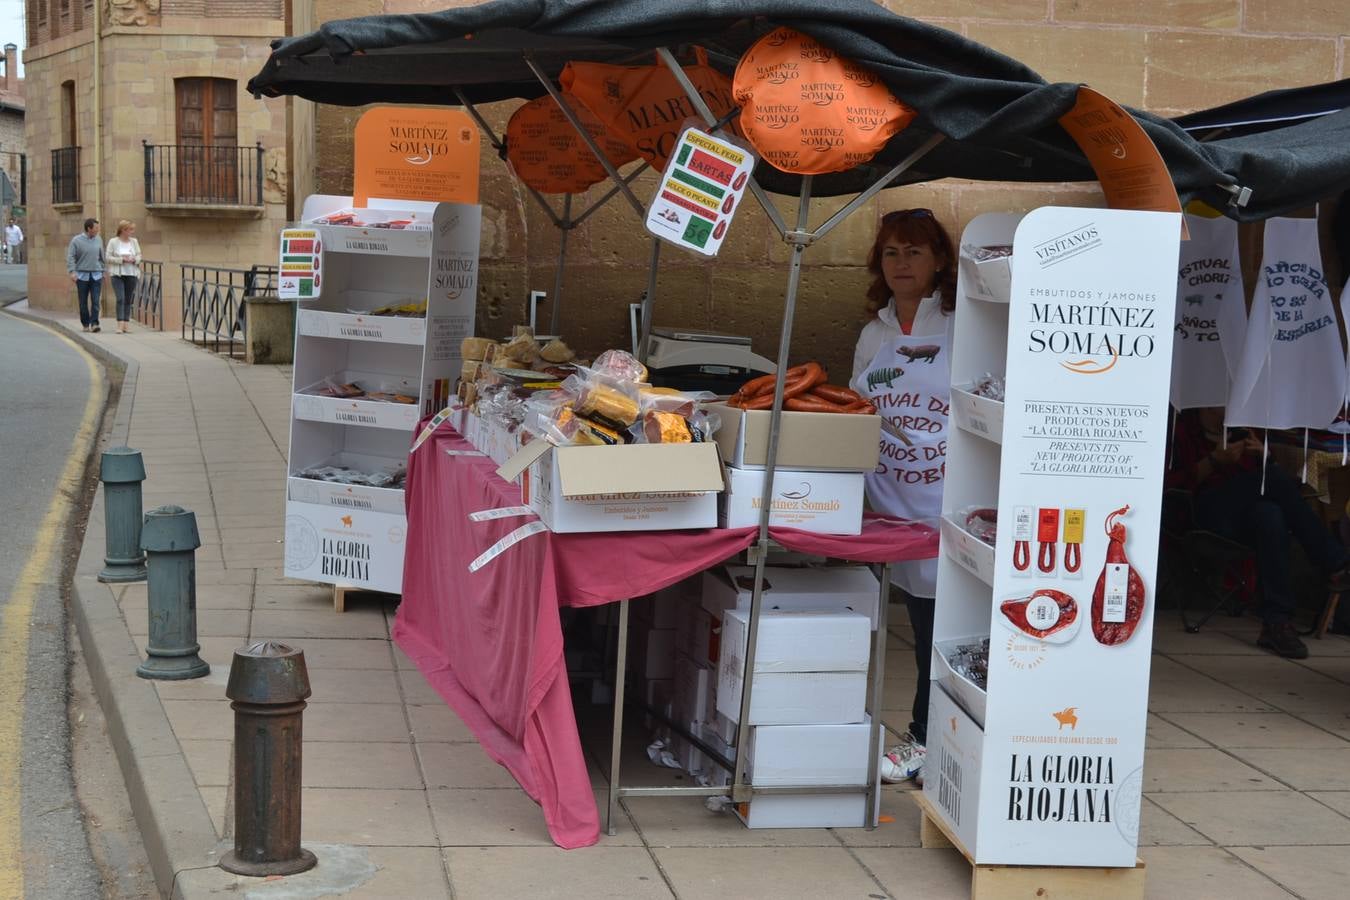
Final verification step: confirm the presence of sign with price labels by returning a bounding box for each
[645,126,755,257]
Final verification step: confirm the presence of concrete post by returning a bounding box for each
[136,505,210,680]
[97,447,147,583]
[219,641,317,877]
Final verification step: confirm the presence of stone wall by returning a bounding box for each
[302,0,1350,380]
[24,17,289,330]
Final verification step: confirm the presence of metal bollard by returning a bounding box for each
[219,641,317,877]
[136,505,210,680]
[98,447,147,583]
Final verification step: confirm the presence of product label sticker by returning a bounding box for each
[1037,508,1060,542]
[1103,563,1129,623]
[468,505,534,522]
[467,520,548,573]
[1026,593,1062,630]
[1063,509,1086,544]
[1012,506,1035,540]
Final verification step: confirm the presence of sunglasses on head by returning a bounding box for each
[883,208,933,221]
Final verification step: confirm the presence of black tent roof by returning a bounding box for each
[247,0,1350,221]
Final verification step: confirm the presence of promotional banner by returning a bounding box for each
[504,94,636,195]
[353,107,480,206]
[645,126,755,256]
[1170,213,1246,409]
[1226,216,1345,429]
[943,207,1180,867]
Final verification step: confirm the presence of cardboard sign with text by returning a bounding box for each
[278,227,322,299]
[354,107,480,207]
[645,126,755,257]
[928,207,1182,867]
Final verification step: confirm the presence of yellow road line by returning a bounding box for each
[0,318,103,899]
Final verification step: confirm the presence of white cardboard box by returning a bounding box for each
[716,669,867,726]
[501,441,723,534]
[745,718,875,787]
[711,403,881,471]
[734,791,877,829]
[720,609,871,674]
[702,564,881,629]
[720,465,865,535]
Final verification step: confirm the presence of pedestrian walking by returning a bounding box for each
[67,218,104,332]
[106,220,142,334]
[4,218,22,263]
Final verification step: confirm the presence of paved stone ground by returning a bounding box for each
[22,308,1350,899]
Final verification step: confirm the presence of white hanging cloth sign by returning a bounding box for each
[1226,216,1345,429]
[1332,277,1350,436]
[1170,213,1247,409]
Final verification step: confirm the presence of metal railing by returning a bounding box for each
[144,142,265,207]
[181,263,278,356]
[52,146,79,204]
[135,261,163,330]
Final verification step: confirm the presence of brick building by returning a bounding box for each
[298,1,1350,380]
[23,0,298,329]
[0,42,25,240]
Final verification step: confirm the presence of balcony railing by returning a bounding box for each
[135,261,164,331]
[144,142,265,207]
[51,146,79,204]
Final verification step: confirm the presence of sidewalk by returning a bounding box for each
[15,305,1350,899]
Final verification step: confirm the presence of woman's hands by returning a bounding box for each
[1212,435,1262,465]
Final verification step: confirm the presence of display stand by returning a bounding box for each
[283,194,481,595]
[925,208,1182,878]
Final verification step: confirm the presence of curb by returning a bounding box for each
[6,310,228,898]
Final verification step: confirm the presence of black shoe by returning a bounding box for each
[91,324,101,333]
[1257,623,1309,659]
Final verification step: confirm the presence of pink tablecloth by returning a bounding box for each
[391,425,939,849]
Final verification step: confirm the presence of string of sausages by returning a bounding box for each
[727,362,878,414]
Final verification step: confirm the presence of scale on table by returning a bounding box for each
[639,322,777,395]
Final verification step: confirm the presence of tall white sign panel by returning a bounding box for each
[930,207,1181,867]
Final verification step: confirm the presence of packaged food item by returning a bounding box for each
[962,243,1013,261]
[946,638,990,691]
[539,339,576,364]
[643,410,693,443]
[1000,589,1078,640]
[1092,506,1145,645]
[728,363,876,414]
[970,373,1006,401]
[961,506,997,545]
[461,336,496,361]
[592,349,648,384]
[574,417,624,445]
[575,381,640,428]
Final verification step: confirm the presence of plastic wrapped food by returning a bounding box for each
[642,410,693,444]
[970,373,1006,402]
[573,417,625,445]
[592,349,649,384]
[946,638,990,690]
[575,381,641,428]
[298,462,406,489]
[319,379,364,399]
[962,243,1013,261]
[961,506,997,545]
[539,339,576,364]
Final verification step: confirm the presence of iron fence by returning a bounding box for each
[144,142,265,207]
[135,261,163,330]
[51,146,79,204]
[181,263,278,356]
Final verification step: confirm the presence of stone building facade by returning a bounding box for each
[306,3,1350,378]
[24,0,294,329]
[0,44,24,235]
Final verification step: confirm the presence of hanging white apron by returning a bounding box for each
[1171,213,1247,409]
[853,325,951,598]
[1227,216,1345,429]
[1332,278,1350,437]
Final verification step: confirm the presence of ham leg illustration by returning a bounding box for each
[1091,505,1146,645]
[1000,588,1078,639]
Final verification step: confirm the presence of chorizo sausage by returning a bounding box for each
[812,383,864,405]
[785,394,847,413]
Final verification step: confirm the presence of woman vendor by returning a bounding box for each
[851,208,958,785]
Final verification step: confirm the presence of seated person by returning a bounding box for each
[1167,407,1350,658]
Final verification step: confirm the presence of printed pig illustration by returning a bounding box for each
[1183,293,1204,307]
[866,366,905,391]
[897,344,941,364]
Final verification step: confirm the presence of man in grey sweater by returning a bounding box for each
[67,217,104,332]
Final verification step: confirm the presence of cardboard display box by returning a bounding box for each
[716,668,866,726]
[744,717,876,787]
[703,564,881,629]
[710,403,880,471]
[499,440,724,534]
[720,465,865,535]
[720,609,871,674]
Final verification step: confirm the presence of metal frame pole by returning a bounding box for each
[523,53,646,216]
[864,563,891,829]
[654,46,788,239]
[607,598,631,835]
[453,88,566,230]
[812,134,946,241]
[549,193,572,335]
[636,240,662,363]
[731,174,814,801]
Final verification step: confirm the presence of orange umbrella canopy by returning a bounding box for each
[733,27,917,175]
[562,50,742,169]
[505,94,638,194]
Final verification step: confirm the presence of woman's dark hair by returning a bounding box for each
[865,208,957,318]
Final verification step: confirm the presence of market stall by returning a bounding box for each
[251,0,1350,884]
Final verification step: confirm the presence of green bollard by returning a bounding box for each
[136,505,210,680]
[98,447,147,583]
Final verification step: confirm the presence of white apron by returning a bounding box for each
[1333,278,1350,436]
[1170,213,1246,409]
[1227,216,1345,429]
[853,325,951,598]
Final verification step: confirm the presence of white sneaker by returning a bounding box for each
[880,731,926,784]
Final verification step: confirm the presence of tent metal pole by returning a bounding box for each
[606,590,631,836]
[453,87,566,230]
[863,562,891,830]
[636,240,662,362]
[812,134,947,242]
[731,174,814,801]
[572,162,650,228]
[549,193,572,335]
[654,46,789,239]
[523,52,646,216]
